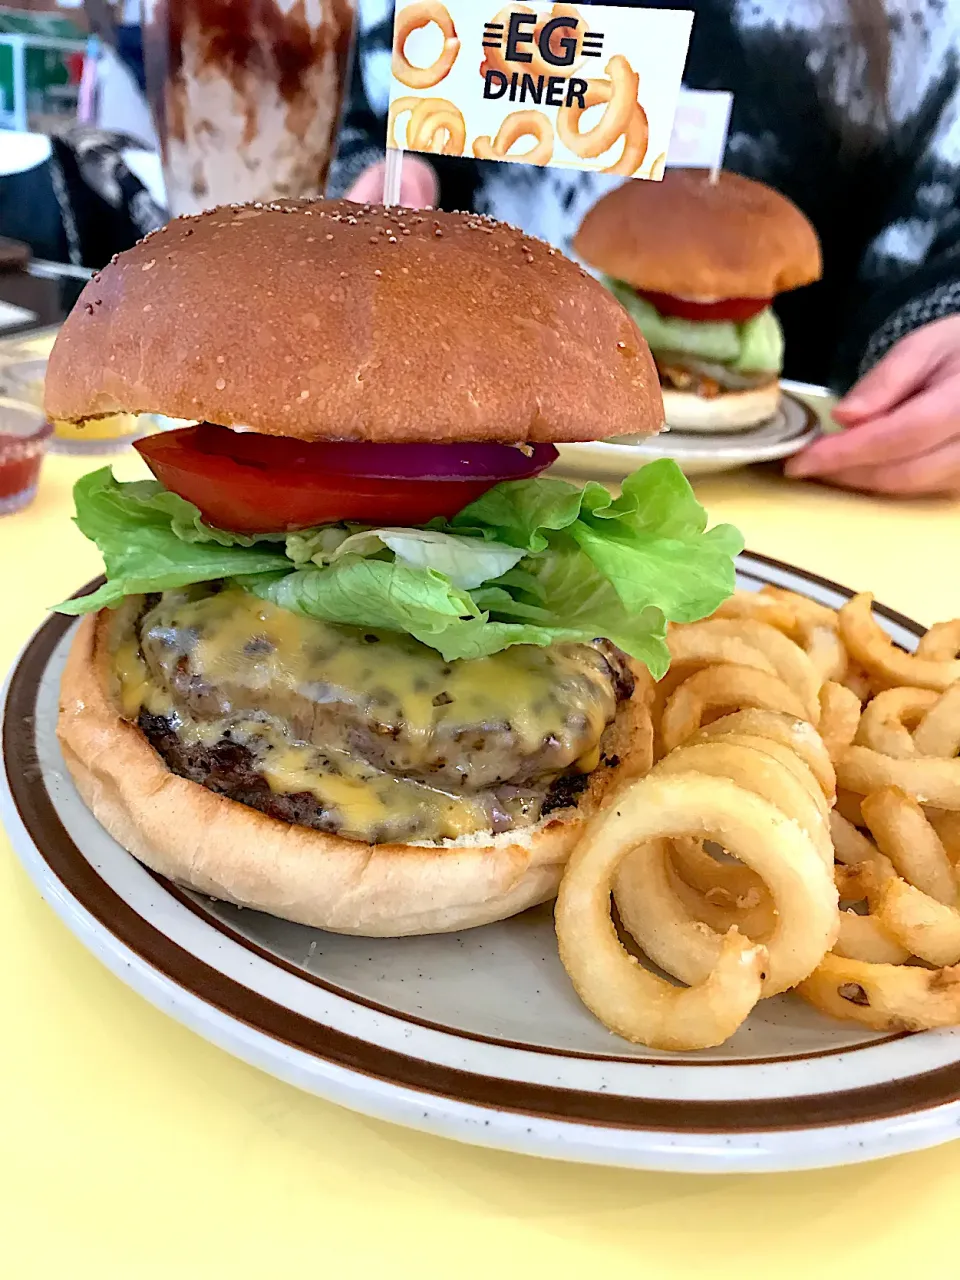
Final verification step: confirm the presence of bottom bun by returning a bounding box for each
[57,610,654,937]
[662,381,781,432]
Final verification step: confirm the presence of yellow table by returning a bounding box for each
[3,446,960,1280]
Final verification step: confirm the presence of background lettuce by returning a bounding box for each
[57,459,743,677]
[605,280,784,373]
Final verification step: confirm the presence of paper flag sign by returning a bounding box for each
[387,1,693,182]
[666,88,733,173]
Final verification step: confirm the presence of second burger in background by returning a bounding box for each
[574,170,822,432]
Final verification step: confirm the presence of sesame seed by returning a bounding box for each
[434,228,443,237]
[325,233,333,240]
[340,270,348,277]
[387,235,398,243]
[216,355,225,364]
[143,304,153,311]
[142,260,156,271]
[84,304,94,315]
[374,269,382,278]
[215,377,226,390]
[402,228,410,235]
[299,390,310,400]
[616,341,626,350]
[369,235,378,244]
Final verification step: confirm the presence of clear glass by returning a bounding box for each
[142,0,357,216]
[0,398,52,515]
[0,357,147,454]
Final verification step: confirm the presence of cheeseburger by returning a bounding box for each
[574,170,822,431]
[48,200,741,937]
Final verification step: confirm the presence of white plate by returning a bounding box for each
[3,554,959,1175]
[556,386,821,479]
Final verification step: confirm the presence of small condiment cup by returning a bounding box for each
[0,397,53,515]
[0,357,145,454]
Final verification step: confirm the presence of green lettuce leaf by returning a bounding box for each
[476,541,671,675]
[284,524,523,589]
[55,459,742,675]
[246,542,671,668]
[732,307,784,373]
[456,459,743,624]
[54,469,293,615]
[604,278,784,372]
[450,476,587,550]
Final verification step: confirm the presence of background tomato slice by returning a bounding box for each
[640,291,772,324]
[136,425,556,533]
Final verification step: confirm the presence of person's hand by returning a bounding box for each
[344,154,438,208]
[785,315,960,496]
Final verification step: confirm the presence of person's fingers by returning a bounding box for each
[834,317,960,422]
[397,154,439,206]
[785,386,960,476]
[344,155,438,208]
[344,163,387,202]
[795,437,960,497]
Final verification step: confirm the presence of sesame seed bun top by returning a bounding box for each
[45,199,663,444]
[574,170,822,301]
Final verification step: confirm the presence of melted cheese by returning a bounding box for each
[258,737,488,841]
[112,586,617,845]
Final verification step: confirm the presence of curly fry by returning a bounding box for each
[916,620,960,662]
[407,97,466,155]
[473,110,554,166]
[797,951,960,1032]
[393,1,461,90]
[840,593,960,691]
[605,101,649,175]
[690,709,836,804]
[556,777,776,1050]
[855,687,939,759]
[558,75,649,176]
[819,681,862,761]
[387,95,421,148]
[659,664,809,758]
[557,55,639,159]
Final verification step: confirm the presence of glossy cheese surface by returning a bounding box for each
[110,587,620,844]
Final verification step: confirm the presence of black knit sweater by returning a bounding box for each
[328,0,960,391]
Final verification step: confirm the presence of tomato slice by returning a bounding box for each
[639,291,771,324]
[135,425,556,533]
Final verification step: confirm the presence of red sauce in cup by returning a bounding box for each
[0,400,52,513]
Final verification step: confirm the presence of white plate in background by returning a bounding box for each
[556,386,822,479]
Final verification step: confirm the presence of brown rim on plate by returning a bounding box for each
[661,391,819,445]
[561,391,820,454]
[6,560,959,1135]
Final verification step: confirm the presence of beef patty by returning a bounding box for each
[115,585,634,844]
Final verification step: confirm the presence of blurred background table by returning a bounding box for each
[3,429,960,1279]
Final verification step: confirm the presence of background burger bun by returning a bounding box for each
[662,381,782,432]
[57,611,654,937]
[574,170,822,300]
[45,200,663,444]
